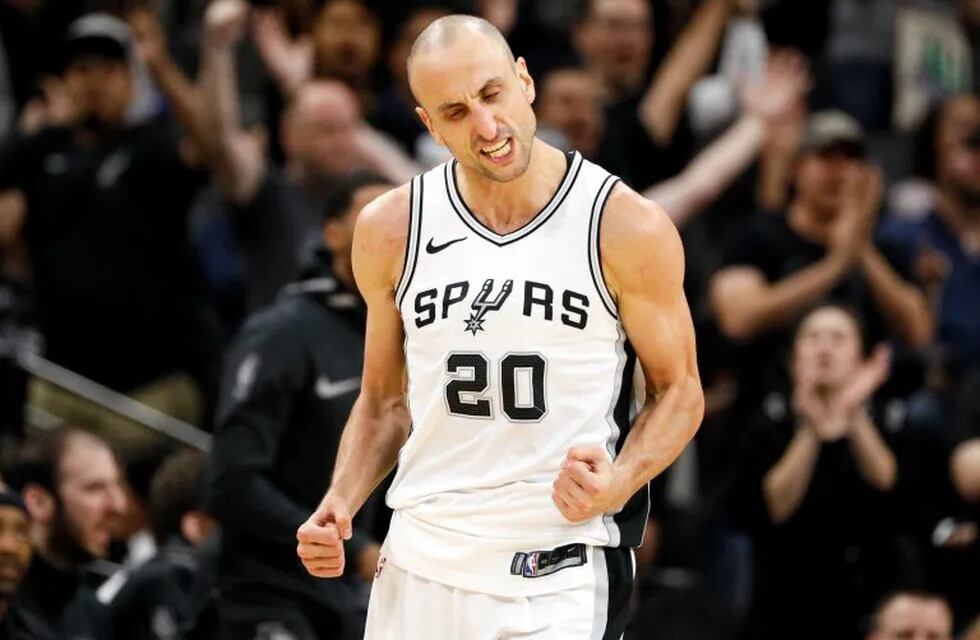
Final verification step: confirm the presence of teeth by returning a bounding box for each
[485,139,511,158]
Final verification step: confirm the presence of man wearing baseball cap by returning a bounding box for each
[0,10,219,443]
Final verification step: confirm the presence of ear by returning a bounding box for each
[415,107,444,146]
[516,57,536,105]
[180,511,215,546]
[22,483,54,526]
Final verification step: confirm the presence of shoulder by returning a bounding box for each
[600,183,684,296]
[355,181,411,240]
[353,182,412,290]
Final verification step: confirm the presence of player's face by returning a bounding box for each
[412,37,537,183]
[793,307,862,391]
[52,436,126,562]
[871,596,953,640]
[0,506,31,597]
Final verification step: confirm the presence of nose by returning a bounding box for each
[472,103,498,142]
[107,484,127,517]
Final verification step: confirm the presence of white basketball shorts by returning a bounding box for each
[363,546,634,640]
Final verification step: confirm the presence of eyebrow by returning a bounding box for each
[437,77,505,112]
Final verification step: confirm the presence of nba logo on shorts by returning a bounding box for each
[375,555,387,579]
[524,552,539,577]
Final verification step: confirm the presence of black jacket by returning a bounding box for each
[206,249,371,628]
[10,554,112,640]
[109,535,219,640]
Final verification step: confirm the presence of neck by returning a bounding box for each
[788,200,834,245]
[31,528,71,572]
[455,139,567,234]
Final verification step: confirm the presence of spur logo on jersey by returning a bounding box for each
[464,279,513,335]
[413,279,591,333]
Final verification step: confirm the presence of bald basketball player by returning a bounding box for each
[297,15,703,639]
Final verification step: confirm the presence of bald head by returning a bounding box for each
[407,15,515,100]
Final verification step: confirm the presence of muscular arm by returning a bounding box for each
[638,0,730,145]
[709,255,850,340]
[320,186,413,516]
[601,187,705,503]
[762,426,821,524]
[859,245,933,348]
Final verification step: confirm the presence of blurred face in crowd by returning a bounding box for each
[934,95,980,208]
[538,68,606,158]
[944,138,980,210]
[868,594,953,640]
[283,82,361,180]
[410,26,537,183]
[324,182,391,288]
[47,433,126,564]
[575,0,653,96]
[0,506,31,598]
[793,306,863,392]
[63,55,133,128]
[388,8,450,91]
[313,0,381,83]
[794,145,865,219]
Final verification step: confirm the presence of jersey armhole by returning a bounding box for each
[588,175,621,320]
[395,174,424,310]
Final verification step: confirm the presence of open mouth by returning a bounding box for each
[481,137,512,160]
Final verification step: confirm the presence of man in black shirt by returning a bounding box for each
[207,171,391,640]
[5,426,126,640]
[711,110,932,403]
[0,12,216,433]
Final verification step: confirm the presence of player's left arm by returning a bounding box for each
[552,185,704,523]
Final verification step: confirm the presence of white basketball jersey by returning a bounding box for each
[384,151,648,597]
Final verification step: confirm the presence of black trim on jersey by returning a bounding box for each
[587,175,620,319]
[395,174,424,309]
[611,341,648,547]
[600,547,633,640]
[445,151,582,247]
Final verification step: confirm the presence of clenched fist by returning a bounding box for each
[552,446,622,523]
[296,496,352,578]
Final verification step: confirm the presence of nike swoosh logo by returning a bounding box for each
[315,376,361,399]
[425,237,467,254]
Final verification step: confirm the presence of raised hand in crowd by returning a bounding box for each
[16,76,79,135]
[252,5,313,100]
[793,343,890,443]
[827,164,882,264]
[646,48,810,225]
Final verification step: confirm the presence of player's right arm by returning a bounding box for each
[297,185,413,579]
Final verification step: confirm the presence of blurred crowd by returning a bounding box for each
[0,0,978,638]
